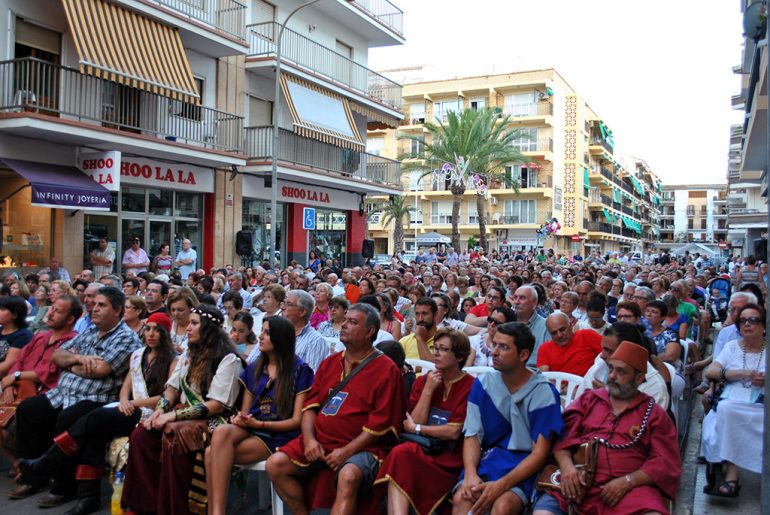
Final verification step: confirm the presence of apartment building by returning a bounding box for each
[728,0,768,258]
[241,0,405,266]
[367,68,661,256]
[0,0,248,274]
[0,0,404,274]
[658,184,728,250]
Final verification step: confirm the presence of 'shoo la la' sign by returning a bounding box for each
[119,157,214,193]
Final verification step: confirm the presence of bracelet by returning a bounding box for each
[720,367,728,382]
[173,404,209,421]
[156,396,172,413]
[624,474,634,488]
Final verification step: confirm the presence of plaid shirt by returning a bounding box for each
[46,320,141,409]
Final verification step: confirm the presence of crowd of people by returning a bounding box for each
[0,243,765,515]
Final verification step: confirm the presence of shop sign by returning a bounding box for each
[119,157,214,193]
[78,151,121,192]
[242,176,358,210]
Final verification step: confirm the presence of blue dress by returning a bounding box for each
[239,357,314,451]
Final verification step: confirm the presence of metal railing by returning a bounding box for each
[501,102,553,118]
[245,126,401,188]
[349,0,404,35]
[149,0,247,39]
[0,58,243,152]
[247,22,402,109]
[511,138,553,153]
[622,205,633,216]
[590,136,614,154]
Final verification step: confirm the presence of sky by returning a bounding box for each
[369,0,744,185]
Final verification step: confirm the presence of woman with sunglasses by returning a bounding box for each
[432,294,482,336]
[18,313,177,515]
[702,303,766,498]
[466,306,516,367]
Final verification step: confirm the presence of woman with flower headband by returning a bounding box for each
[122,304,244,515]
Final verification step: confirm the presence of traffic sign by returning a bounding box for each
[302,207,316,230]
[571,234,580,242]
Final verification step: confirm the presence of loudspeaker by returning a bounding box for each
[753,238,767,262]
[362,239,375,259]
[236,230,253,256]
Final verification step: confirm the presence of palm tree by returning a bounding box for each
[400,107,527,252]
[378,195,416,254]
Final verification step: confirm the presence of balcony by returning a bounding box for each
[349,0,404,37]
[621,205,633,216]
[513,138,553,154]
[246,22,402,111]
[0,58,243,154]
[245,126,401,189]
[146,0,246,40]
[501,102,553,118]
[589,136,614,155]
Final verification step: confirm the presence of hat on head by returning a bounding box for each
[146,312,172,333]
[610,341,648,373]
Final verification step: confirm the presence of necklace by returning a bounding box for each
[741,340,765,388]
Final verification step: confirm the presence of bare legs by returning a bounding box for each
[205,424,271,515]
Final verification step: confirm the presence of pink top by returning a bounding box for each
[122,248,150,273]
[10,329,78,392]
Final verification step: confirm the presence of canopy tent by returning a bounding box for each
[670,243,720,256]
[416,232,451,245]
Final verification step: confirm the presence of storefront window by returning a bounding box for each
[85,187,203,274]
[242,199,285,266]
[311,210,347,266]
[0,170,52,269]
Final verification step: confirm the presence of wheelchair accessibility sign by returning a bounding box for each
[303,207,316,230]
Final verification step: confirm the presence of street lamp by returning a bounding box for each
[268,0,321,269]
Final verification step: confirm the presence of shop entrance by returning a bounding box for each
[310,210,347,266]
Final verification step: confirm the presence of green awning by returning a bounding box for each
[653,226,660,236]
[583,167,589,186]
[621,217,631,229]
[630,176,645,196]
[602,208,613,224]
[613,188,621,202]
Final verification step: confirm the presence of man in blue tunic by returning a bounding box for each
[452,322,563,515]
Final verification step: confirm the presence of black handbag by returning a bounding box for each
[398,432,446,454]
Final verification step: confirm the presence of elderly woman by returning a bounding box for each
[701,303,766,498]
[310,283,333,329]
[124,295,148,336]
[317,297,348,340]
[373,328,474,515]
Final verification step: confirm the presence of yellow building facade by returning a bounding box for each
[367,69,661,257]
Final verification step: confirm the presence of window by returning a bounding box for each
[252,0,275,23]
[410,138,424,157]
[503,199,537,224]
[411,207,423,224]
[408,170,424,191]
[510,128,538,152]
[409,103,425,124]
[554,186,563,211]
[689,190,707,198]
[177,77,204,121]
[701,219,707,229]
[688,219,694,229]
[433,99,460,123]
[686,206,695,216]
[467,201,479,224]
[504,92,537,117]
[366,137,384,156]
[507,164,539,188]
[470,98,486,111]
[430,201,453,225]
[248,95,272,126]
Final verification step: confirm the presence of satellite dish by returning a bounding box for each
[743,1,766,41]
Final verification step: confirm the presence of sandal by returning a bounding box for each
[705,479,741,498]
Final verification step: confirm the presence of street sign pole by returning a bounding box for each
[303,207,316,265]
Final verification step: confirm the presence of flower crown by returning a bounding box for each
[191,307,223,326]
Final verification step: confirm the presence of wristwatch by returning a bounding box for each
[13,371,21,382]
[415,424,421,435]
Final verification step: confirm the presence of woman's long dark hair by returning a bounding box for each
[252,316,297,420]
[142,325,176,396]
[375,293,396,322]
[188,305,235,397]
[232,311,257,346]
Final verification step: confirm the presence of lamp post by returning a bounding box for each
[268,0,321,270]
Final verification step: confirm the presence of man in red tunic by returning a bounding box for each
[532,341,681,515]
[267,303,405,515]
[537,312,602,376]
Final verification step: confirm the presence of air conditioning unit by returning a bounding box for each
[538,91,548,100]
[490,196,498,205]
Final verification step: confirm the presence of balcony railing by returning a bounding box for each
[0,58,243,152]
[149,0,247,40]
[622,205,633,216]
[245,126,400,188]
[349,0,404,36]
[590,135,614,154]
[247,22,402,110]
[430,214,453,225]
[501,102,553,118]
[512,138,553,153]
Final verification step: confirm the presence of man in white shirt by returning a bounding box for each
[326,273,345,297]
[173,239,197,280]
[88,239,115,279]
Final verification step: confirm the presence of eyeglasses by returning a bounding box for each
[738,316,762,326]
[433,346,454,354]
[632,295,648,301]
[486,295,502,301]
[283,301,299,308]
[487,317,504,325]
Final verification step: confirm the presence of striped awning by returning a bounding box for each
[280,74,364,150]
[61,0,199,103]
[350,102,400,129]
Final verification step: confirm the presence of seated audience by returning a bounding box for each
[538,312,602,376]
[0,296,34,380]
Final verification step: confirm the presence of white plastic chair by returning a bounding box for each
[237,460,284,515]
[463,366,494,378]
[542,371,585,410]
[406,358,436,375]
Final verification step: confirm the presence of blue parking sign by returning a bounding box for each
[302,207,316,230]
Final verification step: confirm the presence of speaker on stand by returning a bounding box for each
[362,239,375,259]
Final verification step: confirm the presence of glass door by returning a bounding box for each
[148,220,172,259]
